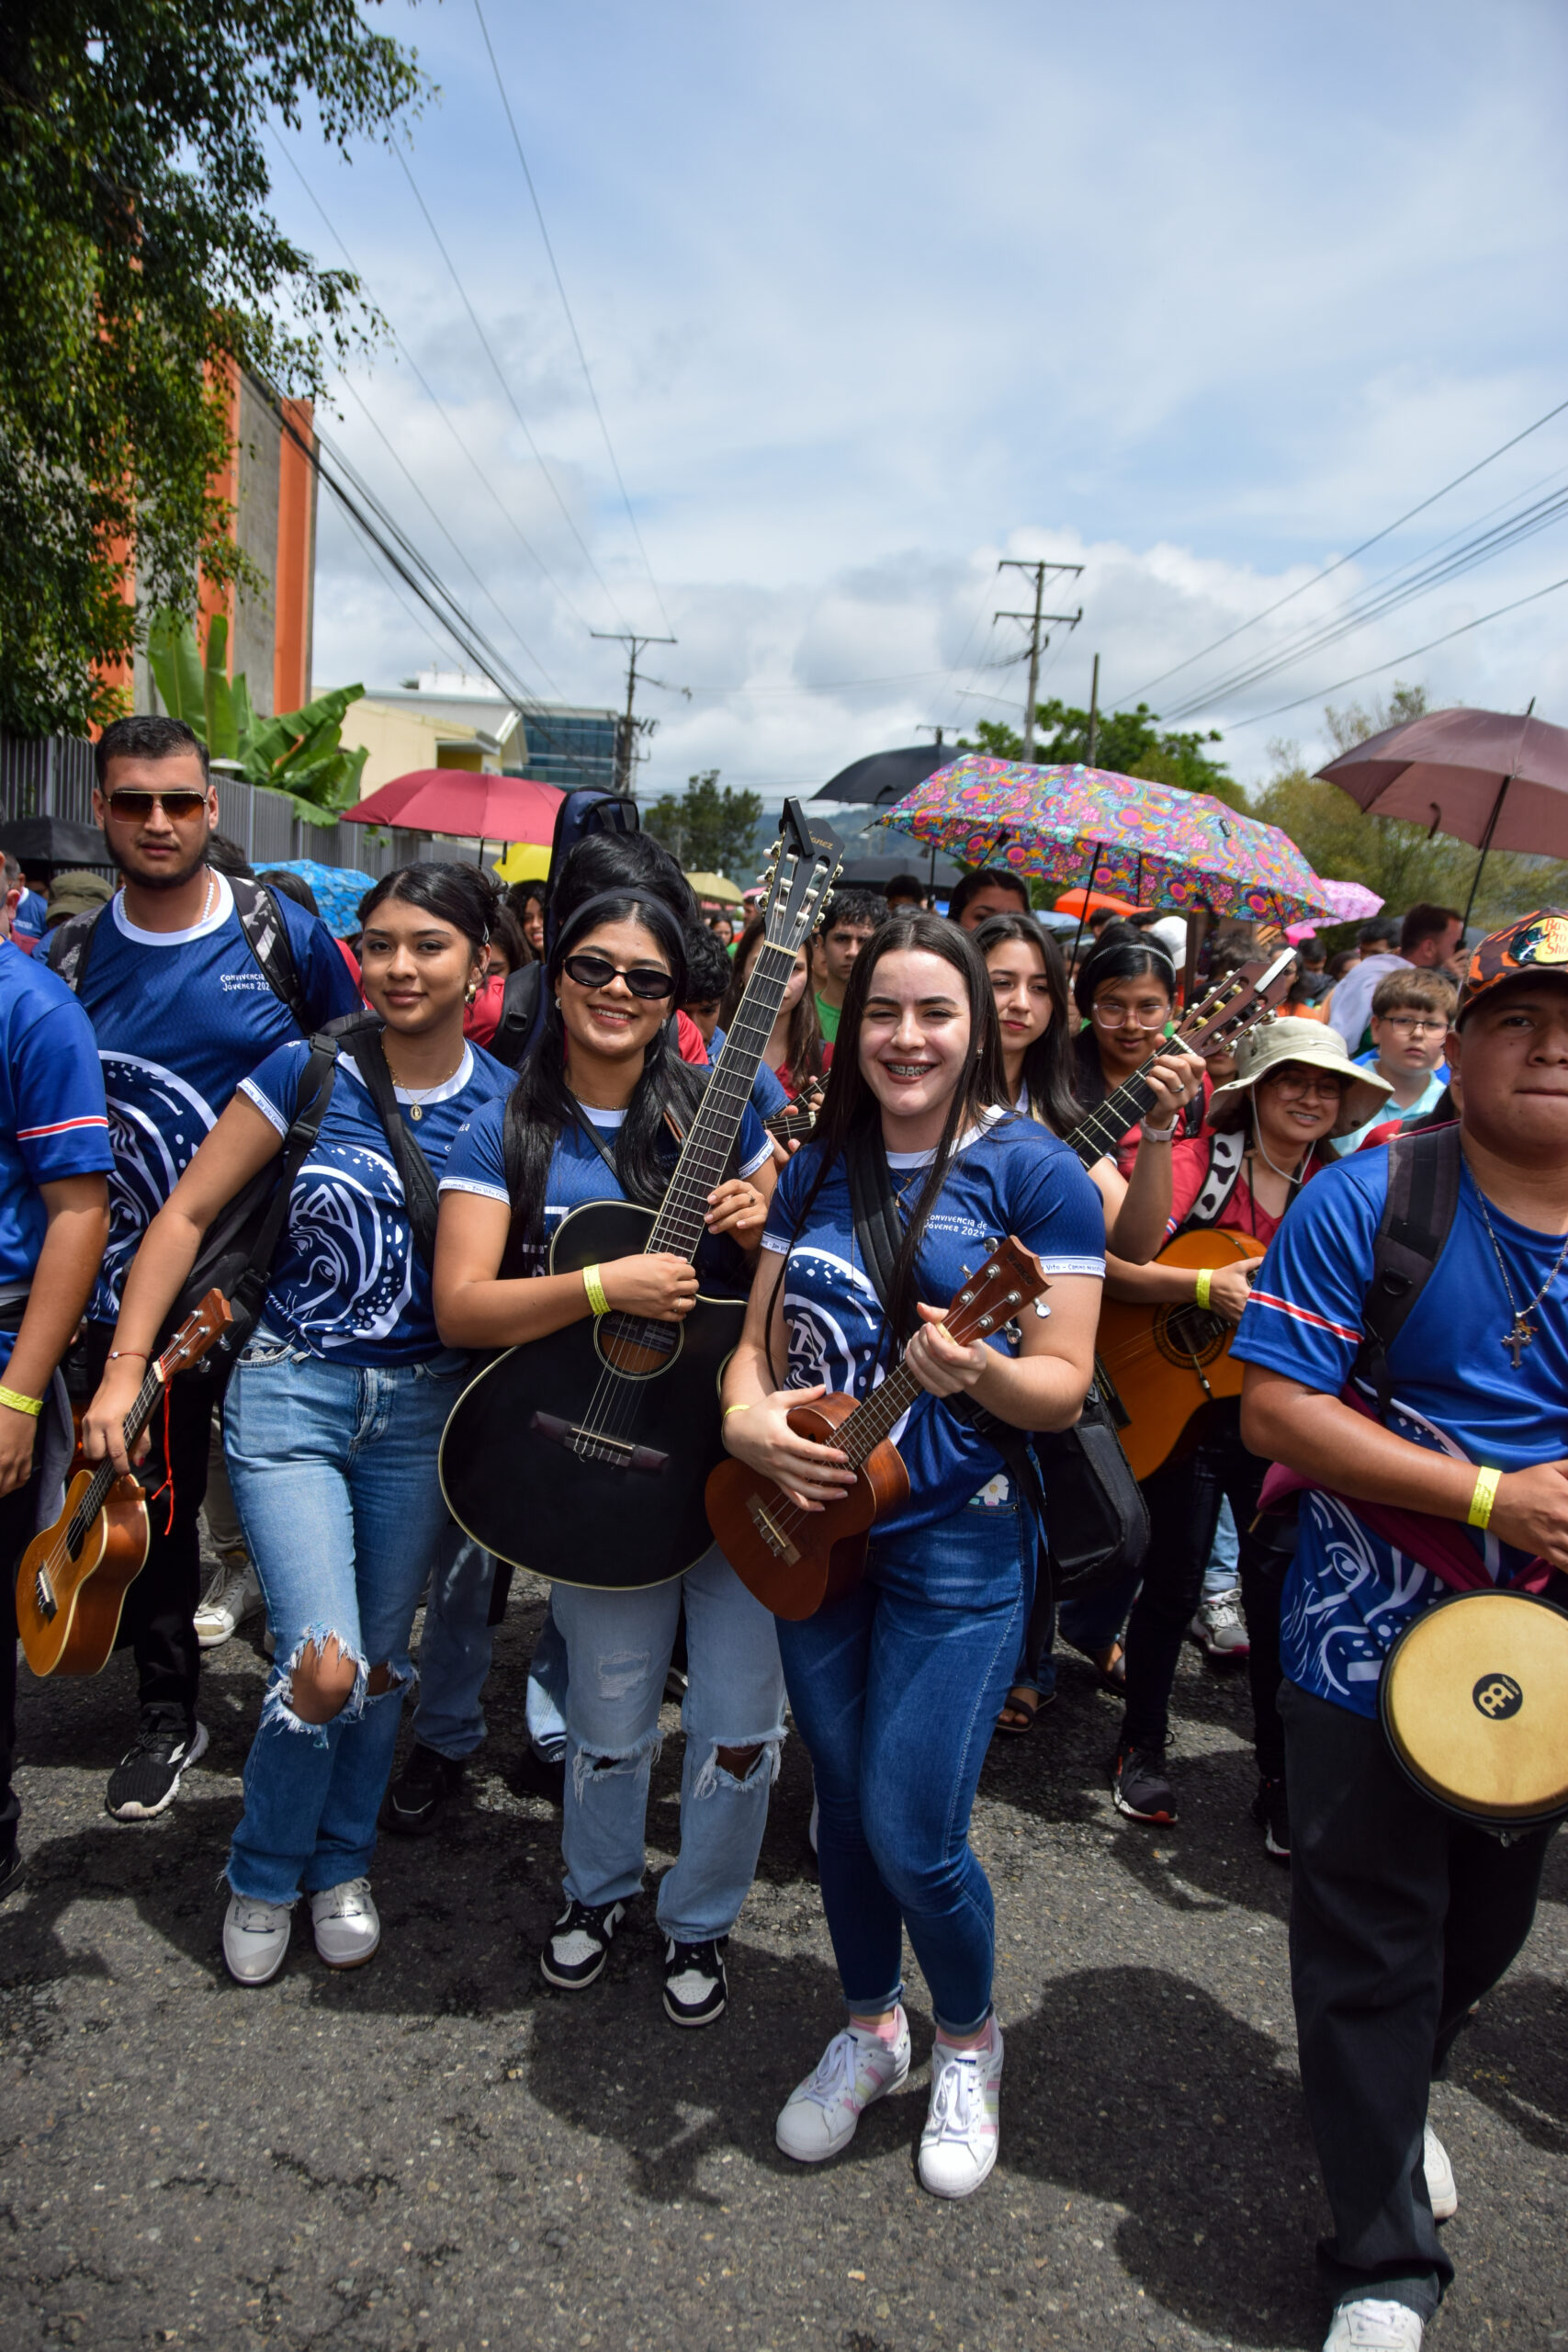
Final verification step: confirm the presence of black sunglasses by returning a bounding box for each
[559,952,676,1001]
[105,787,209,822]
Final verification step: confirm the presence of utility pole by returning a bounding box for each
[1087,652,1100,767]
[995,559,1083,760]
[592,629,676,796]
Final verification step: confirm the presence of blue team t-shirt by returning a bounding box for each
[58,875,361,1318]
[240,1037,512,1364]
[0,941,115,1381]
[760,1112,1105,1537]
[439,1089,773,1295]
[1230,1142,1568,1716]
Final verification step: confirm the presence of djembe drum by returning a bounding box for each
[1380,1589,1568,1830]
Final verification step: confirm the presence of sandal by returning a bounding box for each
[994,1684,1047,1737]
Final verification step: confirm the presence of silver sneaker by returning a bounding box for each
[310,1878,380,1969]
[1323,2299,1422,2350]
[1190,1586,1250,1658]
[195,1558,262,1649]
[223,1893,292,1986]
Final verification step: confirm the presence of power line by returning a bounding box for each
[470,0,672,638]
[1115,390,1568,708]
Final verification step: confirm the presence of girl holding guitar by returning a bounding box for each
[434,891,782,2030]
[719,914,1104,2198]
[1102,1020,1393,1844]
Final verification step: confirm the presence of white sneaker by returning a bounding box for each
[1190,1586,1250,1658]
[194,1557,262,1649]
[310,1878,380,1969]
[775,2012,911,2162]
[1323,2299,1423,2350]
[1423,2122,1457,2220]
[222,1893,292,1986]
[919,2023,1004,2199]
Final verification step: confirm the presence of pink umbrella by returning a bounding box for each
[343,769,564,848]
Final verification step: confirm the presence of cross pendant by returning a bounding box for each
[1504,1315,1535,1368]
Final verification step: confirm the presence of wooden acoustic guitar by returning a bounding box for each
[16,1289,232,1676]
[1093,1228,1267,1481]
[706,1236,1048,1620]
[763,1078,824,1147]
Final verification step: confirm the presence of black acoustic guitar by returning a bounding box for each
[438,798,844,1589]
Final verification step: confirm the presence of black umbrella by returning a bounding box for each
[814,743,958,808]
[838,850,965,891]
[0,815,107,868]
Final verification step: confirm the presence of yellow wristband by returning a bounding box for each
[0,1384,42,1419]
[722,1403,751,1420]
[1193,1267,1213,1311]
[1469,1465,1502,1530]
[581,1264,610,1317]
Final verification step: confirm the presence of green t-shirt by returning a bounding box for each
[815,991,840,1044]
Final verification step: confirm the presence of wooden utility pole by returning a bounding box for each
[1087,652,1100,767]
[592,629,676,795]
[995,560,1082,760]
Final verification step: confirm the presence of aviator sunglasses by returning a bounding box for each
[104,786,209,822]
[559,952,676,1001]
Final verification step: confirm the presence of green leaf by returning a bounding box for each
[204,617,240,760]
[147,608,208,735]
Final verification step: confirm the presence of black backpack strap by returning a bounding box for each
[1354,1122,1462,1424]
[45,902,105,993]
[489,962,544,1070]
[228,875,310,1033]
[334,1015,443,1271]
[225,1035,342,1332]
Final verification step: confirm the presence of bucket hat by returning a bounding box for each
[44,869,115,926]
[1205,1015,1393,1139]
[1456,908,1568,1025]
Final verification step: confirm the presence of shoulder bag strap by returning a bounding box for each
[229,875,310,1033]
[45,902,104,994]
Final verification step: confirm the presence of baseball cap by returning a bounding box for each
[1455,909,1568,1025]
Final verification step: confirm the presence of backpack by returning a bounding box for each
[1354,1120,1463,1424]
[49,873,310,1031]
[484,789,641,1069]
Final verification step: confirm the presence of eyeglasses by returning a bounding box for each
[1379,1014,1447,1037]
[1090,1001,1170,1029]
[559,953,676,1001]
[105,787,209,822]
[1265,1068,1348,1101]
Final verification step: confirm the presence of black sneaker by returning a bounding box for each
[106,1709,209,1822]
[513,1743,567,1807]
[379,1744,465,1837]
[663,1935,728,2028]
[540,1897,626,1990]
[1251,1775,1291,1862]
[1111,1744,1177,1825]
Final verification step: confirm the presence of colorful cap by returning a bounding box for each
[1456,909,1568,1024]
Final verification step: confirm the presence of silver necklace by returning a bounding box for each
[1474,1189,1568,1370]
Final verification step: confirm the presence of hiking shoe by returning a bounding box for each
[1323,2299,1423,2350]
[194,1557,262,1649]
[775,2011,911,2163]
[663,1935,728,2028]
[1190,1585,1250,1659]
[380,1743,465,1837]
[223,1893,293,1986]
[1111,1744,1176,1825]
[919,2023,1005,2199]
[540,1897,626,1990]
[1423,2122,1457,2220]
[106,1710,210,1821]
[1251,1774,1291,1861]
[310,1879,380,1969]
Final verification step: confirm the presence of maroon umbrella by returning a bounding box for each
[343,768,563,849]
[1315,703,1568,925]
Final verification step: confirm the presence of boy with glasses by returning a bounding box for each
[1332,972,1456,1156]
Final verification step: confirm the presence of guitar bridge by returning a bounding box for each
[746,1492,800,1563]
[33,1570,57,1623]
[530,1412,668,1476]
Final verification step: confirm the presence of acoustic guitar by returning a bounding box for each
[17,1289,232,1676]
[763,1078,824,1147]
[706,1236,1048,1620]
[438,799,844,1590]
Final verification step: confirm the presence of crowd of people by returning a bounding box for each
[2,714,1564,2352]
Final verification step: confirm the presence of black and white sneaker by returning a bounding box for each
[379,1743,465,1837]
[663,1935,728,2028]
[1111,1744,1177,1825]
[106,1709,209,1822]
[540,1897,626,1990]
[1251,1774,1291,1862]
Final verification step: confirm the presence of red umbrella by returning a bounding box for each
[343,769,564,847]
[1315,703,1568,923]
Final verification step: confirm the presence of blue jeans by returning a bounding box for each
[411,1523,497,1761]
[550,1544,785,1943]
[1202,1496,1240,1597]
[776,1501,1027,2036]
[221,1334,467,1905]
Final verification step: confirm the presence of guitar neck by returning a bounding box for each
[1066,1068,1161,1169]
[828,1360,924,1469]
[67,1362,164,1549]
[647,940,800,1261]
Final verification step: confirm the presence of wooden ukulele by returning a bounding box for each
[763,1077,825,1146]
[706,1236,1048,1621]
[17,1290,232,1677]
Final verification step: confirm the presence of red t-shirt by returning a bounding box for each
[1165,1134,1334,1248]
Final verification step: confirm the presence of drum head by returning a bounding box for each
[1381,1589,1568,1827]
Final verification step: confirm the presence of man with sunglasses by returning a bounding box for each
[50,714,358,1824]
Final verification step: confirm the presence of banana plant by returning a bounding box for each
[146,609,367,826]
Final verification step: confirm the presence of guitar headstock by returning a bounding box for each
[945,1236,1048,1343]
[153,1289,234,1384]
[1177,946,1295,1059]
[756,799,844,958]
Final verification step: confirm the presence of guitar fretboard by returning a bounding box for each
[647,939,802,1261]
[1066,1067,1164,1170]
[66,1363,163,1554]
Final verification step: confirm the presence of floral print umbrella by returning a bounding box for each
[875,755,1337,923]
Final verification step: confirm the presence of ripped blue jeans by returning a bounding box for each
[550,1544,786,1943]
[220,1330,468,1906]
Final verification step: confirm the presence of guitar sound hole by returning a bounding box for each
[1156,1305,1229,1369]
[593,1310,683,1379]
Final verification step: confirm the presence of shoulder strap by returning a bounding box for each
[1354,1122,1462,1424]
[844,1120,907,1337]
[226,1035,342,1327]
[489,962,544,1070]
[1173,1126,1247,1237]
[229,875,310,1033]
[46,902,105,994]
[340,1016,443,1270]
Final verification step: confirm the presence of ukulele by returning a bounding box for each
[706,1236,1048,1620]
[763,1078,825,1146]
[17,1290,233,1677]
[438,801,844,1590]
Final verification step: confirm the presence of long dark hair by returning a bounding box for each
[972,910,1081,1135]
[501,891,702,1253]
[357,861,499,956]
[721,912,826,1085]
[780,913,1009,1363]
[1071,935,1176,1022]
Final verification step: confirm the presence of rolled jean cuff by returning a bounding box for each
[845,1982,904,2019]
[934,1999,995,2040]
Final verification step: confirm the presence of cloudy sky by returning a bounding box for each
[270,0,1568,799]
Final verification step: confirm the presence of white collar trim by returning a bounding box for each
[339,1042,475,1106]
[111,868,234,946]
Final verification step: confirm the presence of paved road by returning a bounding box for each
[5,1575,1567,2352]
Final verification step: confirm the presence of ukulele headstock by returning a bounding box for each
[757,799,844,958]
[153,1289,234,1383]
[946,1236,1049,1342]
[1178,945,1295,1059]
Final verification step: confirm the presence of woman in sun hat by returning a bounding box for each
[1100,1018,1393,1848]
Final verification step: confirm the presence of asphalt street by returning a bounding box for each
[4,1570,1567,2352]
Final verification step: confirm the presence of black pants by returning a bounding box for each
[1,1470,40,1863]
[1122,1401,1286,1778]
[85,1325,214,1722]
[1281,1679,1553,2320]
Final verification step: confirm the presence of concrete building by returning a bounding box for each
[354,673,623,797]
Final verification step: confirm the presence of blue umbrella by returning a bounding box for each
[264,859,377,938]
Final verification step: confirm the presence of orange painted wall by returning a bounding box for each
[274,399,315,715]
[197,356,240,671]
